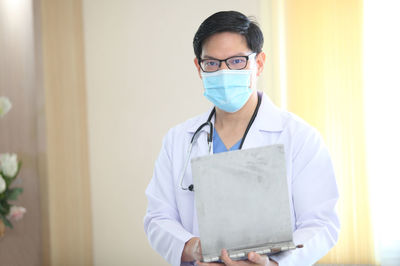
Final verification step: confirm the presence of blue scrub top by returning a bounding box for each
[213,128,242,153]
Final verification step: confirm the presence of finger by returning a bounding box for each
[247,252,267,265]
[220,249,234,265]
[195,260,223,266]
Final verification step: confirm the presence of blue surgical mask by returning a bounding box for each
[201,69,253,113]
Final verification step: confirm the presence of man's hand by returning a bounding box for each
[196,249,278,266]
[181,237,202,262]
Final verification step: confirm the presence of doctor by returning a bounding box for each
[144,11,340,266]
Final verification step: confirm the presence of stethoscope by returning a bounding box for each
[179,91,263,192]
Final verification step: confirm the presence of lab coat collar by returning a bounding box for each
[187,91,283,134]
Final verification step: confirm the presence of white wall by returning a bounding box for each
[83,1,267,265]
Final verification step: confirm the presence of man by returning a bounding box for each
[144,11,340,266]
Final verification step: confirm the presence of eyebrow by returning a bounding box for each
[202,52,250,60]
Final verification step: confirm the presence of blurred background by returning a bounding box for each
[0,0,399,265]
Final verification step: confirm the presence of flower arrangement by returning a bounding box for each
[0,97,26,237]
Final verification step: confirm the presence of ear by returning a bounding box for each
[255,51,266,77]
[194,57,202,79]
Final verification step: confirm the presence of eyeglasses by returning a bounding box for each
[199,53,257,73]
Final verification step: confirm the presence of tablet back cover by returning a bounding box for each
[191,144,294,262]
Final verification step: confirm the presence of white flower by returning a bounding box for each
[0,97,12,118]
[0,174,6,193]
[0,153,18,177]
[7,206,26,221]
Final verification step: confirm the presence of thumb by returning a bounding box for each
[248,252,267,265]
[192,238,202,261]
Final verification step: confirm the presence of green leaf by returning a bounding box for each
[0,214,13,228]
[6,187,23,201]
[0,203,8,215]
[3,175,12,187]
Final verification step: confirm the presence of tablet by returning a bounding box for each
[191,144,298,262]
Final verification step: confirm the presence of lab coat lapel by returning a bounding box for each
[241,92,284,149]
[240,125,267,149]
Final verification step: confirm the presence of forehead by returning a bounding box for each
[201,32,251,59]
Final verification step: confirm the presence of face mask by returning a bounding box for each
[201,69,253,113]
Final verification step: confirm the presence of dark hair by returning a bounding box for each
[193,11,264,60]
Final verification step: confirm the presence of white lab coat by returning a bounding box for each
[144,93,340,266]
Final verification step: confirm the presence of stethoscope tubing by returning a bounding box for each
[179,92,262,192]
[179,113,214,191]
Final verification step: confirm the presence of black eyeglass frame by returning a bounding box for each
[199,52,257,73]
